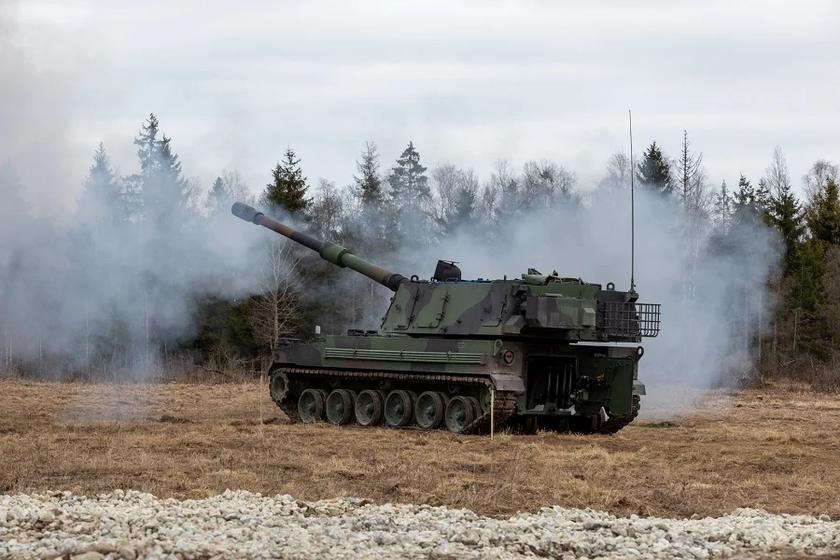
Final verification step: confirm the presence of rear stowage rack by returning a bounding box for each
[598,302,661,338]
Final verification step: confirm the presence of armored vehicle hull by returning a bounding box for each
[232,202,660,434]
[268,334,644,434]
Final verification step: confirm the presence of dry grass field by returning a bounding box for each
[1,378,839,519]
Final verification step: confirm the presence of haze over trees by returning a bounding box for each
[0,116,838,388]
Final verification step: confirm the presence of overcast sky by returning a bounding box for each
[3,0,839,211]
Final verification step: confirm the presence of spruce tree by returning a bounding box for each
[807,177,840,245]
[263,148,310,213]
[388,141,430,205]
[767,178,804,273]
[354,142,383,207]
[132,113,187,220]
[81,142,122,223]
[635,141,672,195]
[208,176,228,215]
[755,178,771,210]
[135,113,160,174]
[732,174,767,226]
[712,180,733,233]
[386,141,431,244]
[450,185,477,230]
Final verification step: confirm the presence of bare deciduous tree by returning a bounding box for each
[431,165,481,235]
[521,160,576,209]
[249,239,300,353]
[431,164,461,225]
[676,131,711,215]
[598,152,632,192]
[308,179,345,238]
[765,146,793,198]
[674,132,711,303]
[803,159,840,204]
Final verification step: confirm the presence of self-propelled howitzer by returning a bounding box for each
[232,202,661,434]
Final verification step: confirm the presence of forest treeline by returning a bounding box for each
[1,113,839,385]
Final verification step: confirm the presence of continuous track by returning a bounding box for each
[271,366,518,434]
[269,366,638,435]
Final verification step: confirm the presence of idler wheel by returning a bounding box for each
[445,395,477,433]
[384,390,415,427]
[355,389,385,426]
[269,371,290,404]
[478,386,492,413]
[415,391,446,429]
[297,389,326,423]
[326,389,355,425]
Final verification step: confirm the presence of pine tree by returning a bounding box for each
[263,148,310,213]
[635,141,672,195]
[354,142,383,207]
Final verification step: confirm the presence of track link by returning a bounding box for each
[271,366,518,435]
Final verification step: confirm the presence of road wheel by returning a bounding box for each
[466,396,481,420]
[326,389,355,425]
[415,391,446,429]
[355,389,385,426]
[297,389,326,423]
[384,390,415,427]
[445,395,476,433]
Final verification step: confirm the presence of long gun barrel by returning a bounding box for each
[232,202,407,291]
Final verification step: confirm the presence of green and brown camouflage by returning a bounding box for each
[232,202,661,434]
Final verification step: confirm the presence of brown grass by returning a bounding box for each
[1,378,839,518]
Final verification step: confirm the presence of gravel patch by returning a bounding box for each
[1,490,838,559]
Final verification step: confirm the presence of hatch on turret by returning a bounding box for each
[433,260,461,282]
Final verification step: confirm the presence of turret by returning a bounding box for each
[231,202,407,291]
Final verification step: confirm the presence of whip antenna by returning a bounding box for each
[629,109,636,293]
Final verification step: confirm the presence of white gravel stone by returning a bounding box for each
[0,491,838,559]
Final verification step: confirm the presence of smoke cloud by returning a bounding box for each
[412,187,781,416]
[1,2,781,421]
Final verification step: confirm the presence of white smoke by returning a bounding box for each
[412,187,781,416]
[0,0,782,415]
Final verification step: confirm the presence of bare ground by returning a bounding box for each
[0,378,838,519]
